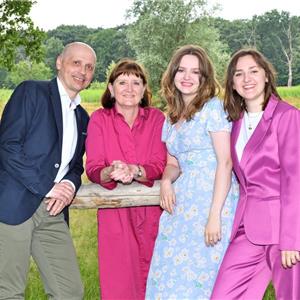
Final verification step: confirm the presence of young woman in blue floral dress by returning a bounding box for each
[146,45,238,299]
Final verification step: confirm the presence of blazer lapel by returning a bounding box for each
[231,117,246,187]
[240,96,279,170]
[49,79,63,153]
[73,108,83,159]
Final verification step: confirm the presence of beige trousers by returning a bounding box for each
[0,200,83,300]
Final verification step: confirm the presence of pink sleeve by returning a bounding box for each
[278,108,300,250]
[85,111,117,190]
[142,110,167,187]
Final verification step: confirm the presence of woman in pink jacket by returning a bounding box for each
[211,49,300,299]
[85,59,166,300]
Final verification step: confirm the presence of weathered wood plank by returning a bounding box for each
[71,181,160,209]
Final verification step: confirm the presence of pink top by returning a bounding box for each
[86,106,167,188]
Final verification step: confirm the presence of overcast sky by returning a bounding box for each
[30,0,300,30]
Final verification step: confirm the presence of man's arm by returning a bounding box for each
[0,81,53,197]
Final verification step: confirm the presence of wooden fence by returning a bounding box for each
[71,181,160,209]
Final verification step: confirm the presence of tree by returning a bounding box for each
[47,25,97,45]
[87,26,136,82]
[44,37,64,76]
[254,10,300,86]
[0,0,45,69]
[213,18,258,53]
[6,60,52,88]
[126,0,229,91]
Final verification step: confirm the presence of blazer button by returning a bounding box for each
[54,163,60,168]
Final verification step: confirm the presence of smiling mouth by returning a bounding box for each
[181,82,193,87]
[243,84,255,89]
[73,76,85,83]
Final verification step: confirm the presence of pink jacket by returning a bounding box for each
[230,95,300,250]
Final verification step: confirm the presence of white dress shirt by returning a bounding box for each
[46,78,80,196]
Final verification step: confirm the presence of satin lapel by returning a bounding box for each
[49,79,63,153]
[74,108,82,158]
[231,117,246,187]
[240,96,279,170]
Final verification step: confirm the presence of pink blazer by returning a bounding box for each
[230,95,300,250]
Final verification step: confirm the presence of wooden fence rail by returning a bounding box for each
[71,181,161,209]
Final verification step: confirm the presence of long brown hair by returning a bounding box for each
[161,44,220,124]
[224,48,281,121]
[101,58,152,108]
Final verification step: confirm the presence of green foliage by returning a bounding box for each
[79,88,104,104]
[87,26,136,82]
[253,10,300,86]
[213,18,257,53]
[43,37,64,76]
[89,81,107,90]
[5,60,51,87]
[0,0,45,69]
[126,0,229,91]
[47,25,98,45]
[105,60,116,83]
[214,10,300,86]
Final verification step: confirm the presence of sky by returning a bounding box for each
[30,0,300,31]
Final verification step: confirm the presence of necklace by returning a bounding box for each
[246,111,263,131]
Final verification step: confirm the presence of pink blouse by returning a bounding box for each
[85,106,167,188]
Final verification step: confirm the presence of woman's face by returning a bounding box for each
[109,73,146,110]
[233,55,267,106]
[174,54,200,104]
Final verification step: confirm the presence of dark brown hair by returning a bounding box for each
[224,48,281,121]
[101,58,152,108]
[161,44,220,124]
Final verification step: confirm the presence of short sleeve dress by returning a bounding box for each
[146,97,239,300]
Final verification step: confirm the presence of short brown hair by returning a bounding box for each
[101,58,152,108]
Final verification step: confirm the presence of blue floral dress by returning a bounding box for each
[146,98,239,300]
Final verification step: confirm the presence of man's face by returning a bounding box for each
[56,44,96,99]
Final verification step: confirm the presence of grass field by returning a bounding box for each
[1,86,299,299]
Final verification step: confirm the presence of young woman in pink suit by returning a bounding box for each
[211,48,300,299]
[85,59,167,300]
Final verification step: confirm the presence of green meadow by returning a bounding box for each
[1,86,299,299]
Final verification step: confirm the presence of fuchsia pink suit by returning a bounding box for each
[86,106,166,300]
[211,95,300,299]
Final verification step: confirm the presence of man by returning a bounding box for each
[0,42,96,299]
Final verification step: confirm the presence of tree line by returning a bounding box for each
[1,0,300,91]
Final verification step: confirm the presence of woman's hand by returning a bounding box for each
[205,212,221,247]
[110,160,134,183]
[160,179,176,214]
[281,250,300,268]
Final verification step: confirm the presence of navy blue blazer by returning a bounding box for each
[0,78,89,225]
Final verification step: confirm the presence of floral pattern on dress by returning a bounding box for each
[146,97,239,300]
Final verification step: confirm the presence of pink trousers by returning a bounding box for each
[211,225,300,300]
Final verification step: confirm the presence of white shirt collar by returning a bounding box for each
[56,77,81,110]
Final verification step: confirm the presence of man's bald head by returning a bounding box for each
[60,42,96,61]
[56,42,96,99]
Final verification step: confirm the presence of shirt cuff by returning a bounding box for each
[45,180,76,198]
[61,179,76,192]
[143,164,161,181]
